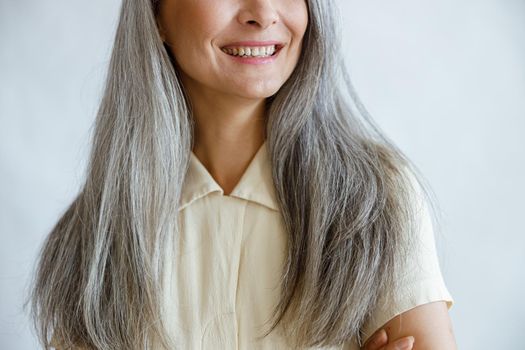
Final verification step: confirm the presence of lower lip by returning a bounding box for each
[222,48,282,65]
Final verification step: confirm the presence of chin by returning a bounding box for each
[234,82,283,100]
[240,91,278,100]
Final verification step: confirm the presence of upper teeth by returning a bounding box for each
[222,45,277,57]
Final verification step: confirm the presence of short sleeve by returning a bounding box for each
[360,171,455,340]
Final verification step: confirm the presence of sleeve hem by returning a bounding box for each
[362,275,454,340]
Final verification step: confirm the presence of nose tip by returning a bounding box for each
[247,20,277,29]
[238,5,279,29]
[246,18,277,29]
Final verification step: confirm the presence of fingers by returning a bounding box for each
[361,328,388,350]
[379,336,415,350]
[360,328,416,350]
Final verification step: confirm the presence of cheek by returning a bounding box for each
[287,1,309,40]
[164,1,225,56]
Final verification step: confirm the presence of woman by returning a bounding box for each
[28,0,456,349]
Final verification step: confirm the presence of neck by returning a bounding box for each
[182,75,268,195]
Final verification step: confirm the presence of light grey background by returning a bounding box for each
[1,0,524,349]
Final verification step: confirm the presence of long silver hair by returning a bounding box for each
[27,0,441,348]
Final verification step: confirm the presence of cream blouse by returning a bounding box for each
[159,139,455,350]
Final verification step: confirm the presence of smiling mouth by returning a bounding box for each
[221,44,284,58]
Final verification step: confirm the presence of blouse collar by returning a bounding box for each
[178,140,280,212]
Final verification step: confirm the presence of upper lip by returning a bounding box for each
[221,41,285,49]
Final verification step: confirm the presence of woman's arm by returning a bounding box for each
[374,301,457,349]
[361,328,415,350]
